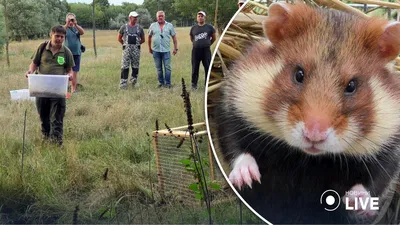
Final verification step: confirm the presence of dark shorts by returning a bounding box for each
[72,55,81,72]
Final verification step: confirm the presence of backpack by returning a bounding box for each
[37,41,49,67]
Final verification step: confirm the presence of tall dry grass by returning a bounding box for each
[0,28,264,224]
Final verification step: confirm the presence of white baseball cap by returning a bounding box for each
[129,11,139,17]
[238,0,246,3]
[198,11,206,16]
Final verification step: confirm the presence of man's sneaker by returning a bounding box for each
[192,85,197,90]
[158,84,164,88]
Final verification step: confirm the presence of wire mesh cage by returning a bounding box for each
[152,122,229,206]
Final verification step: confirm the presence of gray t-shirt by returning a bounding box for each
[119,23,145,46]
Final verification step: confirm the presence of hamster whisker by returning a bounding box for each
[369,154,392,180]
[344,128,381,148]
[360,158,375,189]
[258,135,283,161]
[351,138,393,180]
[341,137,362,179]
[242,130,269,150]
[214,125,256,140]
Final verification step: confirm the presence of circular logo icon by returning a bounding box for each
[320,190,341,211]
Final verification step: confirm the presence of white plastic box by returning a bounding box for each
[28,74,69,98]
[10,89,36,101]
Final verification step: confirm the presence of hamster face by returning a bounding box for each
[224,2,400,156]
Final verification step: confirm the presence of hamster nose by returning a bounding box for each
[303,128,327,143]
[303,119,330,143]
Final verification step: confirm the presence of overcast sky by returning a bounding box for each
[66,0,144,5]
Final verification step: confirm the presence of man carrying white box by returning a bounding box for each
[25,25,75,147]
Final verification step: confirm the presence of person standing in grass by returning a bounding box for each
[189,11,216,90]
[148,11,178,88]
[25,25,75,147]
[118,11,145,89]
[64,13,85,93]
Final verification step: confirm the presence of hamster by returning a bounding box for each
[213,2,400,224]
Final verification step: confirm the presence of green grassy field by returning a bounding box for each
[0,28,262,224]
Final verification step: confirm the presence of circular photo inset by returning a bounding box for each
[206,0,400,224]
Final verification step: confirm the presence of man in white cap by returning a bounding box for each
[117,11,145,89]
[189,11,216,90]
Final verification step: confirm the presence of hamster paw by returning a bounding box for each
[342,184,379,219]
[228,153,261,190]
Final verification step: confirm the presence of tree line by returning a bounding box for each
[0,0,237,54]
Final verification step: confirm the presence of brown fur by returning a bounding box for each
[215,3,400,223]
[251,2,400,153]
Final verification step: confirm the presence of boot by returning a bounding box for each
[120,79,128,89]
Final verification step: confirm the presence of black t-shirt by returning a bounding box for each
[190,24,215,48]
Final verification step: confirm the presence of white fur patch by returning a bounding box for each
[339,77,400,156]
[229,59,285,138]
[356,77,400,155]
[340,118,362,154]
[288,121,344,154]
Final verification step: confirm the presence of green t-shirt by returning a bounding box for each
[32,41,75,75]
[148,22,176,52]
[65,26,81,55]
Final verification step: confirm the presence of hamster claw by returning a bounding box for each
[228,153,261,190]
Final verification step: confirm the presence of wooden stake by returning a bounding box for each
[152,134,164,200]
[208,141,215,181]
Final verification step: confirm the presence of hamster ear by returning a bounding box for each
[263,2,314,45]
[263,2,291,44]
[378,22,400,61]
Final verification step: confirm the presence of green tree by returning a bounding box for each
[0,0,10,65]
[6,0,43,41]
[95,0,110,8]
[62,0,71,12]
[109,13,127,30]
[37,0,68,37]
[0,0,68,41]
[69,3,93,28]
[173,0,237,28]
[136,8,152,28]
[143,0,182,23]
[121,2,139,15]
[105,5,126,24]
[69,3,110,29]
[94,6,109,29]
[0,7,4,53]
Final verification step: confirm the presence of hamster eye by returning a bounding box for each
[294,67,304,84]
[345,80,357,95]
